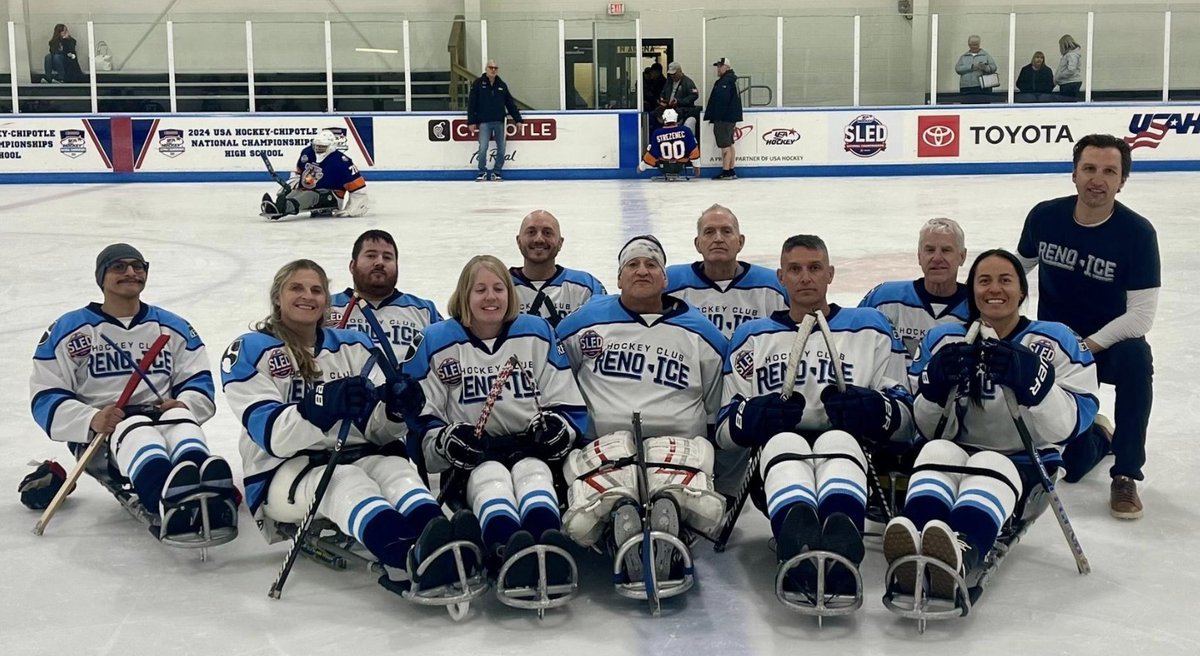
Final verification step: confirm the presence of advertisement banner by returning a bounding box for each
[0,119,114,172]
[696,113,824,167]
[385,114,620,170]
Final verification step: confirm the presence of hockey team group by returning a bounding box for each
[21,132,1159,626]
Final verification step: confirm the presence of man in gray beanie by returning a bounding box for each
[25,243,239,548]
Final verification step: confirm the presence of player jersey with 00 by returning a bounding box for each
[858,279,970,358]
[556,294,727,441]
[31,303,215,444]
[911,319,1099,460]
[330,288,442,352]
[715,306,912,449]
[665,261,788,339]
[642,125,700,166]
[510,265,607,326]
[294,145,366,194]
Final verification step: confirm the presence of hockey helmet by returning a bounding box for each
[662,108,679,125]
[311,129,339,153]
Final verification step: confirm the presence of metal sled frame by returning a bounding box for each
[612,530,696,603]
[87,455,236,561]
[494,543,580,618]
[775,549,864,625]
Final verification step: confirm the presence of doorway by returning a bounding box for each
[564,38,673,110]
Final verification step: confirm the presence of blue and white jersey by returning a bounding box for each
[31,302,215,444]
[295,145,365,194]
[716,306,912,449]
[557,294,727,441]
[911,319,1099,458]
[510,265,607,327]
[407,314,588,472]
[859,279,970,358]
[330,288,441,353]
[642,125,700,166]
[666,261,788,339]
[220,327,397,523]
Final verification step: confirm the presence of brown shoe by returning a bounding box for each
[1110,476,1143,520]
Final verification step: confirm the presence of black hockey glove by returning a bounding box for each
[979,338,1055,406]
[18,460,71,510]
[918,341,978,405]
[821,384,902,445]
[527,412,574,461]
[729,393,806,447]
[298,376,376,432]
[434,423,485,470]
[380,373,425,423]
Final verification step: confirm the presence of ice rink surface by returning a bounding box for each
[0,173,1197,656]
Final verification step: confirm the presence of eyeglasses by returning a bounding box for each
[109,260,149,274]
[486,66,498,70]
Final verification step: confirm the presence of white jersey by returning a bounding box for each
[716,306,912,449]
[665,261,788,339]
[510,265,607,327]
[220,327,398,539]
[858,279,970,358]
[911,319,1099,461]
[406,314,588,472]
[330,288,441,353]
[557,294,727,441]
[31,302,216,444]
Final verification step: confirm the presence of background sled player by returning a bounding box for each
[407,255,587,589]
[222,259,471,590]
[859,217,971,359]
[887,249,1098,602]
[28,243,238,542]
[260,129,369,219]
[716,234,912,600]
[509,210,606,327]
[638,108,700,178]
[556,235,727,584]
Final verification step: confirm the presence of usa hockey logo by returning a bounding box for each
[157,129,185,158]
[843,114,888,158]
[322,127,350,152]
[67,332,92,358]
[59,129,87,158]
[762,128,799,145]
[1029,339,1056,365]
[579,330,605,359]
[734,349,755,380]
[267,349,294,378]
[437,358,463,387]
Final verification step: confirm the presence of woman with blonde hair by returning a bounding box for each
[408,254,587,592]
[1055,34,1083,99]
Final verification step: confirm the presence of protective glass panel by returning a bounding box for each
[484,18,559,111]
[860,11,928,106]
[782,14,854,107]
[704,15,778,110]
[172,19,249,113]
[1093,10,1165,103]
[933,11,1010,104]
[410,18,467,112]
[251,19,326,112]
[25,14,94,113]
[1169,10,1200,101]
[1010,11,1088,103]
[330,17,406,113]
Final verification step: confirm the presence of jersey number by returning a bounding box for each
[657,140,686,160]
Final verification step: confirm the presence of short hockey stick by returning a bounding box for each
[930,321,982,440]
[269,353,379,598]
[436,355,520,505]
[34,333,171,536]
[98,333,166,402]
[261,152,292,193]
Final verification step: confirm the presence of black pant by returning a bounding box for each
[1061,337,1154,481]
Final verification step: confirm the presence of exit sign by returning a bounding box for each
[608,3,625,15]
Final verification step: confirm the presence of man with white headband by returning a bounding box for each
[556,235,728,587]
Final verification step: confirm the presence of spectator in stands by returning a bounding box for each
[1016,51,1055,102]
[955,35,998,103]
[704,57,742,180]
[659,62,700,135]
[467,59,523,182]
[43,24,76,83]
[643,63,666,129]
[1055,35,1083,100]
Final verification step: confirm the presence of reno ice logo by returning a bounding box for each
[66,332,92,358]
[158,129,185,158]
[59,129,87,158]
[734,349,755,380]
[843,114,888,158]
[579,330,605,359]
[437,358,463,387]
[267,349,294,378]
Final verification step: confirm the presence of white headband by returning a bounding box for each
[618,236,666,275]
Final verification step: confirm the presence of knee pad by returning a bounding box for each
[264,457,314,524]
[646,436,724,536]
[561,433,638,547]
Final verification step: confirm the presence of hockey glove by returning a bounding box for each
[298,376,376,432]
[729,393,806,447]
[918,341,978,405]
[821,384,902,445]
[380,373,426,423]
[434,423,485,470]
[527,412,574,461]
[18,460,70,510]
[979,338,1055,406]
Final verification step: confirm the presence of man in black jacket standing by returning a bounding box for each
[468,59,523,181]
[704,57,742,180]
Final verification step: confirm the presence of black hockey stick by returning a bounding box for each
[714,311,816,552]
[261,152,292,193]
[930,321,982,440]
[814,310,892,521]
[527,286,564,328]
[268,353,378,599]
[631,410,660,615]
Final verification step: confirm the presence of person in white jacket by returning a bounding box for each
[1055,34,1083,99]
[954,35,998,100]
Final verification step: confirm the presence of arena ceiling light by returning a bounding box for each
[355,47,399,54]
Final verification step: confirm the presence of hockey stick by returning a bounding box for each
[330,293,360,330]
[814,310,892,521]
[98,333,166,401]
[527,286,564,328]
[930,321,982,440]
[714,312,817,552]
[269,353,379,599]
[261,152,292,193]
[631,410,660,615]
[436,355,520,505]
[34,333,171,536]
